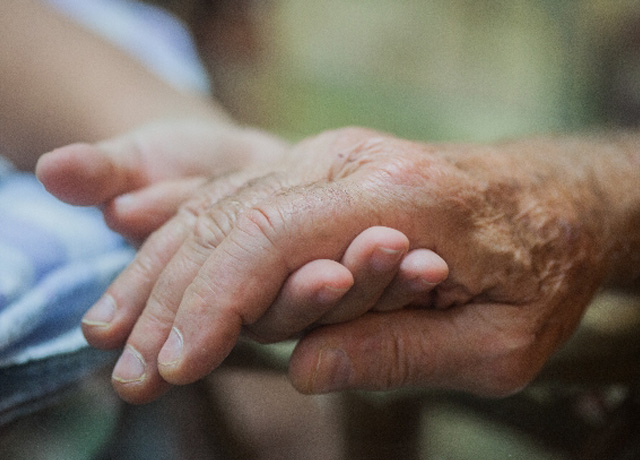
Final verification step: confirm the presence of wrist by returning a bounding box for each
[485,134,640,286]
[591,133,640,285]
[443,139,620,289]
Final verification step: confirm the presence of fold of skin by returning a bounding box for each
[54,126,639,403]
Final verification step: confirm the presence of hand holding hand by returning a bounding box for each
[41,127,609,403]
[39,125,449,403]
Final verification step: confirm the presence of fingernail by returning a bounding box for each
[112,346,146,383]
[370,247,403,271]
[313,348,352,393]
[82,295,116,327]
[158,327,183,366]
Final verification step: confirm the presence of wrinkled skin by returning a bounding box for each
[38,125,449,403]
[41,127,608,404]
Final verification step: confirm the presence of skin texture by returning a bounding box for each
[38,127,640,404]
[0,0,229,171]
[16,0,639,406]
[36,120,288,242]
[8,0,448,405]
[37,128,449,404]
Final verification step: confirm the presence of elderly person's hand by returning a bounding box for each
[285,129,640,397]
[38,125,449,403]
[41,127,640,404]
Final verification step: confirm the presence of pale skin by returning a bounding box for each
[5,0,447,404]
[2,0,435,312]
[38,126,640,405]
[37,135,450,404]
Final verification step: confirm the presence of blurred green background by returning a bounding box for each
[194,1,640,458]
[206,0,640,143]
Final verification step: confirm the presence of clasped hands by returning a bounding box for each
[37,125,603,404]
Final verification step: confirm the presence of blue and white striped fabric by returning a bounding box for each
[0,169,135,367]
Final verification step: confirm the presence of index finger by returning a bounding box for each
[156,181,381,384]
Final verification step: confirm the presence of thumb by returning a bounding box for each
[34,120,218,206]
[289,306,547,397]
[36,141,144,206]
[35,121,288,207]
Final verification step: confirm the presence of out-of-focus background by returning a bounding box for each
[189,0,640,143]
[4,1,640,459]
[184,1,640,458]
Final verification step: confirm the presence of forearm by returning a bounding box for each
[567,132,640,285]
[0,0,269,171]
[446,131,640,286]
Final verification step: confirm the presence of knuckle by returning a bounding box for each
[385,332,413,389]
[366,328,419,390]
[328,133,393,181]
[369,156,423,187]
[181,197,249,253]
[178,173,291,254]
[227,204,290,273]
[356,321,439,391]
[142,293,178,330]
[182,275,217,317]
[178,196,208,220]
[128,248,162,285]
[177,178,241,221]
[144,303,175,330]
[191,209,233,250]
[234,204,283,251]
